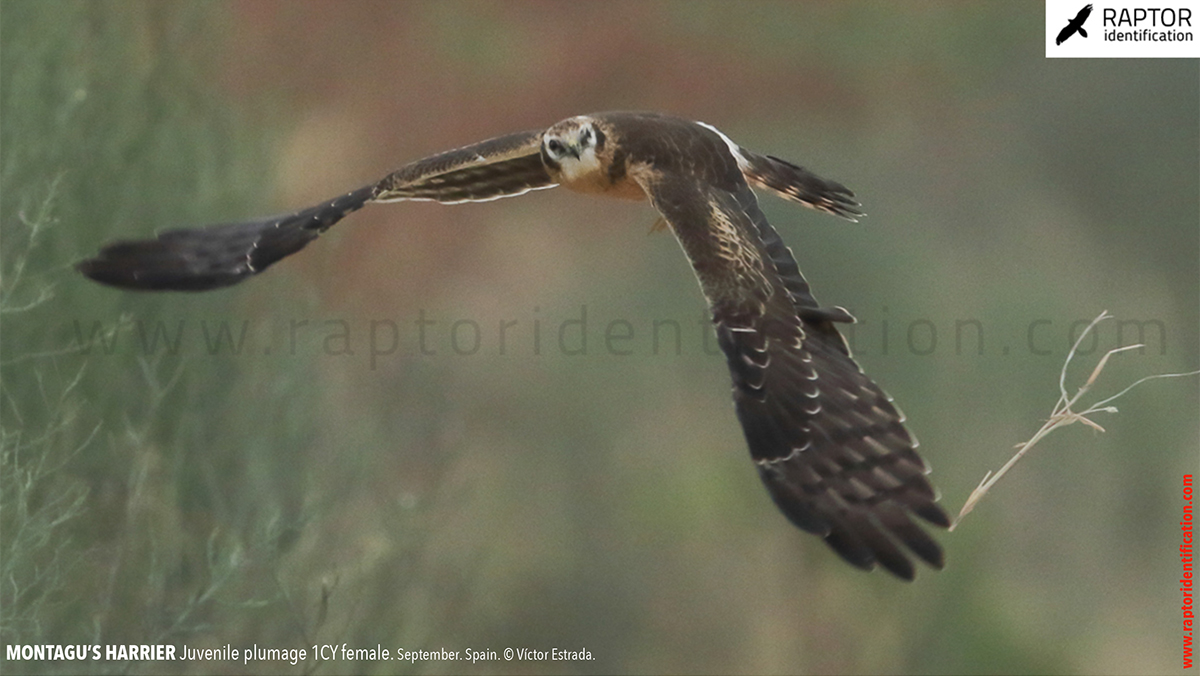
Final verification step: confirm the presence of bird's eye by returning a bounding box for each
[547,139,564,155]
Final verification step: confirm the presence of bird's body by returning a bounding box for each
[80,111,949,579]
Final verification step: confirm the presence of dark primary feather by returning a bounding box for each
[77,185,376,291]
[636,166,947,580]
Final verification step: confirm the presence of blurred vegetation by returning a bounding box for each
[2,3,464,674]
[1,2,1196,675]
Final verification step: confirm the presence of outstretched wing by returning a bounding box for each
[636,170,948,580]
[374,129,553,203]
[78,130,554,292]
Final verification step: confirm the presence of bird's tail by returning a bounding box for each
[739,150,864,221]
[78,185,377,292]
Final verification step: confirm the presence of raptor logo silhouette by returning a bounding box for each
[1056,4,1093,45]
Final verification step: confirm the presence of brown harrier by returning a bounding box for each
[80,111,949,579]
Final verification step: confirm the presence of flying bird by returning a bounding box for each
[79,111,949,579]
[1056,4,1093,45]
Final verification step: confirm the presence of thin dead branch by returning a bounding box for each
[951,310,1200,530]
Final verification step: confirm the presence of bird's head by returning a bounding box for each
[541,117,604,182]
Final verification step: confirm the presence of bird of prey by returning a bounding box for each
[1056,4,1093,45]
[79,111,949,579]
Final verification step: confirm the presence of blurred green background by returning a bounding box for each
[2,2,1197,674]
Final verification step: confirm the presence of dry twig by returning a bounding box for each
[951,310,1200,531]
